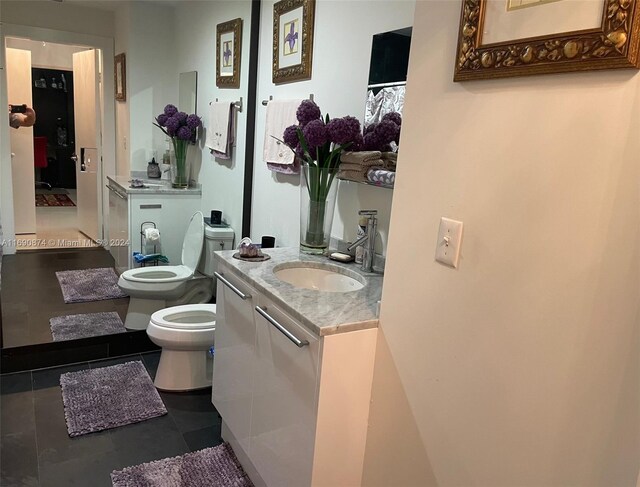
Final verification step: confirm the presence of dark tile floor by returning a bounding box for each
[0,351,223,487]
[1,249,130,348]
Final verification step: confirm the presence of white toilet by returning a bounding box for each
[118,211,234,330]
[147,303,216,391]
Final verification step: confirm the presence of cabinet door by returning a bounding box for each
[250,300,320,487]
[212,269,258,454]
[108,188,119,262]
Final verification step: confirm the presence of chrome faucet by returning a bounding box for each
[347,210,378,272]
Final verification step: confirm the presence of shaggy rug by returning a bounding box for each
[56,267,127,303]
[60,361,167,437]
[111,443,253,487]
[35,193,75,207]
[50,311,126,341]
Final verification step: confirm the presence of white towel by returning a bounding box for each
[206,102,231,153]
[263,99,302,174]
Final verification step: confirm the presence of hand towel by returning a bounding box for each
[381,151,397,170]
[206,102,232,156]
[263,99,303,174]
[340,151,383,166]
[367,168,396,187]
[338,169,370,184]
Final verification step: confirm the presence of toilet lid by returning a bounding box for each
[150,304,217,330]
[181,212,205,273]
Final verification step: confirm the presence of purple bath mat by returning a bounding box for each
[60,361,167,437]
[56,267,127,303]
[50,311,126,341]
[111,442,253,487]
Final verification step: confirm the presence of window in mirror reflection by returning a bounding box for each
[365,27,412,127]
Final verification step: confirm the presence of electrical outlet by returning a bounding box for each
[435,217,463,268]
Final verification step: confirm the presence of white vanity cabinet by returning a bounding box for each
[212,270,258,454]
[212,262,378,487]
[107,183,129,273]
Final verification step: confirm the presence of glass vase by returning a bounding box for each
[171,139,191,189]
[300,163,339,255]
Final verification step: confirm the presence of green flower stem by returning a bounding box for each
[172,138,188,188]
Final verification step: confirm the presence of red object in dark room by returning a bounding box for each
[34,136,48,168]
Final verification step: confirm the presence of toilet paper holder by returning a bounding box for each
[140,221,160,267]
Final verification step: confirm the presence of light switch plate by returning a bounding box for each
[435,217,463,268]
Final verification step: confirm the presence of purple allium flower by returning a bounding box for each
[283,124,300,149]
[363,123,377,136]
[374,119,400,145]
[186,114,202,130]
[176,111,188,124]
[164,116,180,136]
[294,144,305,160]
[296,100,321,126]
[302,119,328,148]
[326,116,361,145]
[382,112,402,126]
[176,126,192,141]
[156,114,168,126]
[350,133,364,152]
[164,104,178,117]
[363,132,379,151]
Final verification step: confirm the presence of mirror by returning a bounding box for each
[365,27,412,126]
[0,1,254,357]
[178,71,198,115]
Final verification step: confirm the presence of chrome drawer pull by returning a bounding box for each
[255,306,309,348]
[106,185,127,199]
[214,272,251,300]
[139,204,162,209]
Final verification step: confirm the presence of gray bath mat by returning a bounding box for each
[56,267,127,303]
[50,311,126,341]
[111,443,253,487]
[60,361,167,437]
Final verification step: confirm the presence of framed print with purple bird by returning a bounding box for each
[273,0,315,84]
[216,18,242,88]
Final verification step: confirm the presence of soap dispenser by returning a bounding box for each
[147,156,161,178]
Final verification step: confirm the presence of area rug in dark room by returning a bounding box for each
[36,193,75,207]
[50,311,126,341]
[56,267,128,303]
[111,443,253,487]
[60,361,167,437]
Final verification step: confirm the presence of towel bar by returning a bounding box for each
[261,93,314,106]
[210,97,243,112]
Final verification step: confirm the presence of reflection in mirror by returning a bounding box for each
[178,71,198,114]
[365,27,412,126]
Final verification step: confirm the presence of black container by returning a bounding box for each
[210,210,222,224]
[261,236,275,248]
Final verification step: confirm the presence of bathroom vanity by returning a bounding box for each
[106,175,202,272]
[212,248,382,487]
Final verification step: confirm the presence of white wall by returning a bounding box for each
[174,0,252,238]
[114,2,131,177]
[0,1,114,39]
[251,0,415,251]
[5,38,89,70]
[363,1,640,486]
[127,2,177,173]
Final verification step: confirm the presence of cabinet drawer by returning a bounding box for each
[250,300,320,487]
[212,269,257,454]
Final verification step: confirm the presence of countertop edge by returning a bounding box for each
[215,253,381,337]
[107,175,202,195]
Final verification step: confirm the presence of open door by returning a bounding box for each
[73,49,102,242]
[7,48,36,234]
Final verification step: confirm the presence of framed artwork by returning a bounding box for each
[114,53,126,101]
[454,0,640,81]
[272,0,316,84]
[216,18,243,88]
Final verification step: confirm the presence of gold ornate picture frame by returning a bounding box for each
[272,0,315,84]
[217,18,243,88]
[454,0,640,81]
[114,53,126,101]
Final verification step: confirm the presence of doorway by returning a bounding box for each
[5,37,104,251]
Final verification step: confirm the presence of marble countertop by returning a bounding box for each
[107,175,202,195]
[214,247,383,337]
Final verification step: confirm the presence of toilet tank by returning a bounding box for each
[199,226,235,276]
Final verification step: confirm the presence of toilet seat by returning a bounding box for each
[122,265,194,284]
[150,304,216,330]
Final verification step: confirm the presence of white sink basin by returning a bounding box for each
[273,263,365,292]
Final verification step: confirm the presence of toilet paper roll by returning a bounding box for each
[143,228,161,253]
